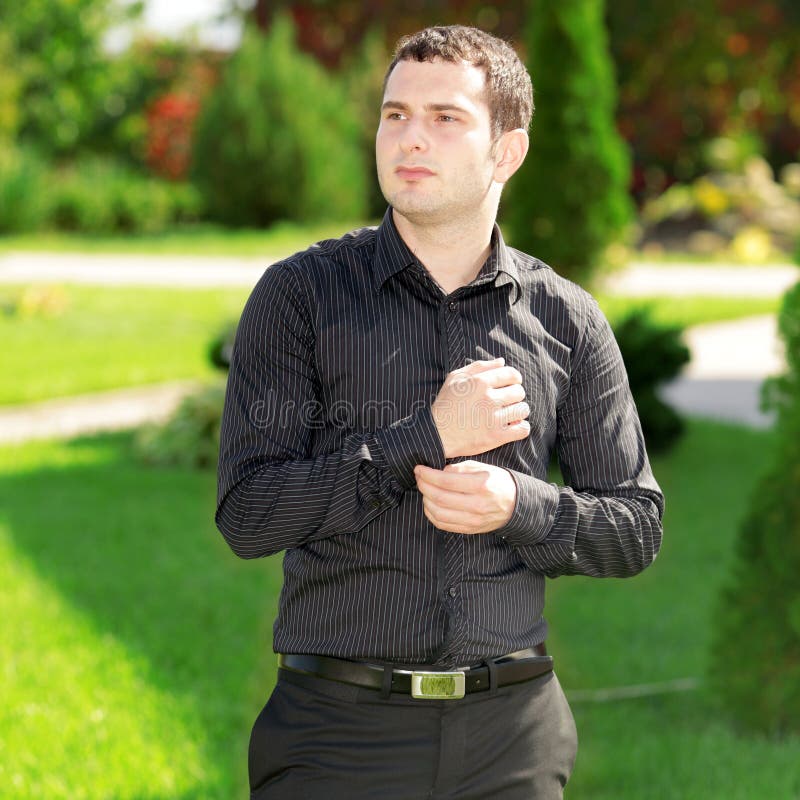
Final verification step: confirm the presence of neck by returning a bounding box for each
[392,207,497,295]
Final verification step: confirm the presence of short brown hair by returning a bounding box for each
[383,25,534,141]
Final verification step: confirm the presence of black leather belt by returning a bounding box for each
[278,645,553,700]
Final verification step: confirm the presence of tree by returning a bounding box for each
[0,0,143,156]
[192,13,367,227]
[502,0,634,287]
[709,280,800,734]
[0,30,20,145]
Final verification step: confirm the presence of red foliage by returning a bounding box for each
[145,92,201,181]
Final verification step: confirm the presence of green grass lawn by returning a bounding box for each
[0,283,781,406]
[0,221,796,267]
[548,419,800,798]
[596,294,780,329]
[0,432,282,799]
[0,221,375,257]
[0,285,250,405]
[1,419,799,798]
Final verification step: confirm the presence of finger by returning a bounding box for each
[489,382,526,406]
[420,484,483,512]
[416,474,473,501]
[480,366,523,389]
[461,357,504,374]
[422,497,483,528]
[497,400,530,426]
[501,419,531,442]
[415,465,486,492]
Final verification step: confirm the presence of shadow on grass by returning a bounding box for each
[0,430,283,798]
[5,420,798,798]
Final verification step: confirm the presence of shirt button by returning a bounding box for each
[448,301,457,312]
[448,586,457,597]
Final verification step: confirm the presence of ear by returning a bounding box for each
[493,129,529,184]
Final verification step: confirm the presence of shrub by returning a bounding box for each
[134,381,226,470]
[135,323,232,470]
[0,144,51,232]
[709,281,800,734]
[502,0,634,287]
[191,14,367,227]
[49,157,203,234]
[612,309,690,453]
[207,321,236,372]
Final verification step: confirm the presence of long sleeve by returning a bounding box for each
[215,261,445,559]
[495,299,664,578]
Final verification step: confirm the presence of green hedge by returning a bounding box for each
[0,146,202,235]
[49,157,203,234]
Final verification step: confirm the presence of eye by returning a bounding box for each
[385,112,406,121]
[437,115,457,123]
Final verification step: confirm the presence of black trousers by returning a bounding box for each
[248,666,578,799]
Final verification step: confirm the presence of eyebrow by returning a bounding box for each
[381,101,472,115]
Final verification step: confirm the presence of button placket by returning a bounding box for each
[438,295,469,663]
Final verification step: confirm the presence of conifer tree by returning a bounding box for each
[193,14,367,227]
[709,281,800,733]
[503,0,633,286]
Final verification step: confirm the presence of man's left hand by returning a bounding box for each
[413,461,517,534]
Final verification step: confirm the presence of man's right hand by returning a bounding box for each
[430,358,531,459]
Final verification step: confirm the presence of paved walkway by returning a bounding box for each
[658,315,782,428]
[0,254,796,443]
[0,251,272,287]
[0,381,202,445]
[599,261,798,297]
[2,250,797,294]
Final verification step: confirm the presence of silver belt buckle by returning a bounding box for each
[410,670,466,700]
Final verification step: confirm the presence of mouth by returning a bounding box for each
[395,166,435,181]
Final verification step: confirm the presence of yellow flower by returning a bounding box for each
[694,178,729,217]
[730,226,772,262]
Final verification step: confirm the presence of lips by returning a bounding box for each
[395,166,435,180]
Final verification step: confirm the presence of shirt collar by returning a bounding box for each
[373,207,522,304]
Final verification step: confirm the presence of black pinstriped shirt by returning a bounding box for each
[215,207,664,669]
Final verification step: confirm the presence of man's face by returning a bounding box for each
[376,58,499,226]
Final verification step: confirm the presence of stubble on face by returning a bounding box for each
[376,59,499,231]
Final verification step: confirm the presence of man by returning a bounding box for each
[216,25,663,799]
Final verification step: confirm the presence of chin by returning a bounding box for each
[388,190,444,220]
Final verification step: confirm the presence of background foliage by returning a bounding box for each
[261,0,800,196]
[503,0,634,284]
[191,13,367,227]
[0,0,142,156]
[709,280,800,733]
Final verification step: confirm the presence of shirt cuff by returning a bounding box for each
[495,469,561,546]
[373,405,446,490]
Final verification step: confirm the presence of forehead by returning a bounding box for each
[383,58,488,112]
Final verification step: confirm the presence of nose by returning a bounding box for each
[398,119,428,154]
